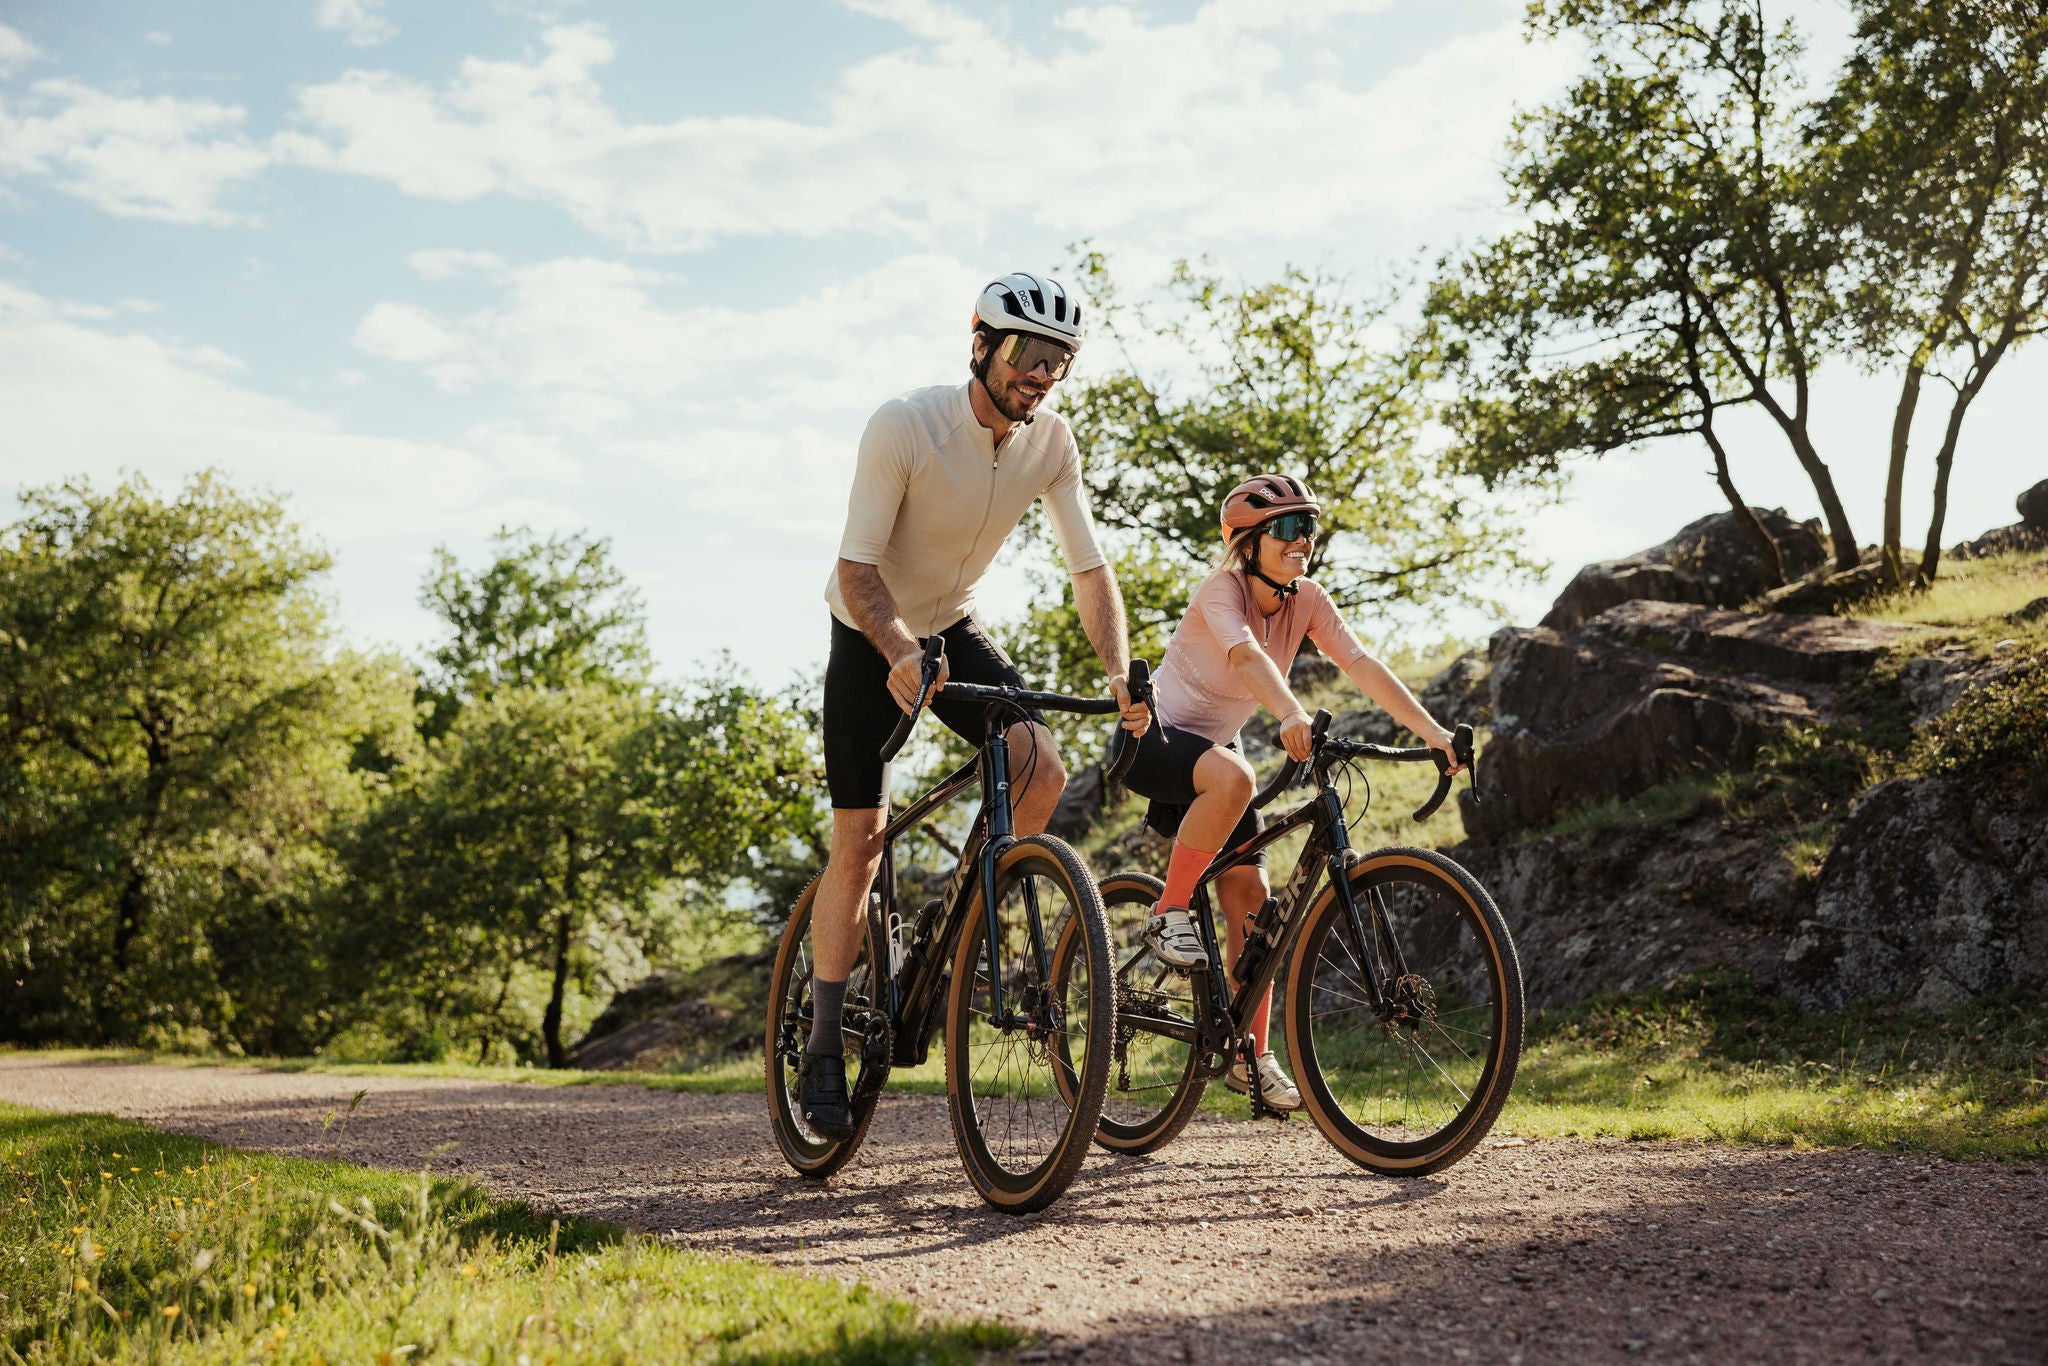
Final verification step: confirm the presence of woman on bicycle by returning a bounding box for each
[1120,473,1465,1111]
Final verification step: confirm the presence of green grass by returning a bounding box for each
[1495,975,2048,1160]
[0,1104,1015,1365]
[1850,549,2048,642]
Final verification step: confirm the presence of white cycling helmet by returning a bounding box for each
[973,272,1085,350]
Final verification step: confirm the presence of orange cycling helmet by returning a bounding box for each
[1220,473,1319,533]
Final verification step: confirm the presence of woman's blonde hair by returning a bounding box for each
[1216,525,1263,573]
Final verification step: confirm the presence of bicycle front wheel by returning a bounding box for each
[1285,847,1523,1176]
[945,834,1114,1213]
[1053,871,1210,1155]
[765,873,892,1179]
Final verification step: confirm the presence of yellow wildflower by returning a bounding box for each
[167,1232,183,1242]
[281,1303,295,1317]
[100,1171,112,1179]
[163,1305,181,1320]
[130,1167,141,1174]
[273,1325,290,1342]
[461,1264,478,1278]
[172,1197,184,1207]
[71,1225,84,1234]
[243,1283,257,1298]
[72,1277,89,1292]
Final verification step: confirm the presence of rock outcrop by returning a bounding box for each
[1463,600,1932,841]
[1784,778,2048,1012]
[1950,477,2048,560]
[1540,508,1827,631]
[567,955,767,1070]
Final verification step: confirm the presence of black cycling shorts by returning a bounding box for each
[1119,719,1266,864]
[823,615,1043,810]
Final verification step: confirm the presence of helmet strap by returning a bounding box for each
[1240,533,1300,599]
[1250,566,1300,599]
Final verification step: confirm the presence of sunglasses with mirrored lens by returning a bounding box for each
[1262,512,1318,542]
[996,331,1077,380]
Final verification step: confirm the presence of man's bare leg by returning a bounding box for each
[808,806,886,1058]
[1003,719,1067,834]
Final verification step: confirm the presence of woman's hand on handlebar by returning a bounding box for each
[1110,676,1151,736]
[1426,724,1467,776]
[1277,709,1314,763]
[887,646,947,713]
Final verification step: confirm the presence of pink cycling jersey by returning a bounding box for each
[1151,569,1370,744]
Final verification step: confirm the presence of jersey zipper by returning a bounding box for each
[949,427,1008,606]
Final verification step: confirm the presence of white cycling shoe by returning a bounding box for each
[1143,907,1207,970]
[1226,1050,1303,1112]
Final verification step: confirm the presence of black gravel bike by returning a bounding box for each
[766,637,1151,1213]
[1056,711,1523,1175]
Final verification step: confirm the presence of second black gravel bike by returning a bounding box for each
[1054,711,1523,1175]
[765,637,1151,1213]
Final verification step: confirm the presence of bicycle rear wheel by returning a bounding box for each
[945,834,1114,1213]
[1285,847,1522,1176]
[765,874,892,1179]
[1053,871,1210,1155]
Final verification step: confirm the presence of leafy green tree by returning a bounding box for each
[417,527,649,734]
[1812,0,2048,582]
[1059,253,1538,616]
[1431,0,1863,574]
[0,473,415,1047]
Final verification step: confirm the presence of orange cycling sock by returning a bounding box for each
[1155,839,1217,915]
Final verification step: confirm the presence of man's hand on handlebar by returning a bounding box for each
[1110,676,1151,736]
[888,646,947,714]
[1277,709,1315,763]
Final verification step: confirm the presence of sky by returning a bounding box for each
[2,0,2041,687]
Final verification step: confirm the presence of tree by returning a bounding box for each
[1058,253,1538,618]
[417,527,649,733]
[1432,0,1864,573]
[352,520,820,1066]
[342,669,819,1066]
[0,473,414,1046]
[1812,0,2048,582]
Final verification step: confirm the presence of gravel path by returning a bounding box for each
[2,1059,2041,1364]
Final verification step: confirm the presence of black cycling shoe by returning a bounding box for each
[797,1052,855,1141]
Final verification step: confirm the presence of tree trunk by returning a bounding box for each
[542,906,573,1068]
[542,828,580,1069]
[1751,391,1860,571]
[1702,421,1785,586]
[1918,336,2014,583]
[104,710,173,1039]
[1882,352,1931,587]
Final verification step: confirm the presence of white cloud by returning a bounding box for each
[145,31,174,47]
[352,252,978,419]
[0,79,268,223]
[314,0,398,49]
[0,278,590,652]
[0,23,44,77]
[278,4,1571,252]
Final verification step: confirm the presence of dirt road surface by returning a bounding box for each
[2,1059,2040,1364]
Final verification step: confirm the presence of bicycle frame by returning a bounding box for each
[1115,753,1415,1079]
[870,702,1050,1069]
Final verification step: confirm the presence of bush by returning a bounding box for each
[1909,645,2048,802]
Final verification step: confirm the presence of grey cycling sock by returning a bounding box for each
[806,976,848,1057]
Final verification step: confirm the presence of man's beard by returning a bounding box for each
[983,373,1045,423]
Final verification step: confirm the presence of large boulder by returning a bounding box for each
[1949,478,2048,559]
[1540,508,1827,631]
[567,953,770,1070]
[1464,600,1934,841]
[2018,476,2048,528]
[1785,778,2048,1011]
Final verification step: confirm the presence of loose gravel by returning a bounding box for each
[2,1058,2041,1364]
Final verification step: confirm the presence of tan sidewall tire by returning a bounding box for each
[944,835,1115,1213]
[764,873,889,1179]
[1284,847,1523,1176]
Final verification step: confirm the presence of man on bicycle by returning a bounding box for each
[801,270,1152,1139]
